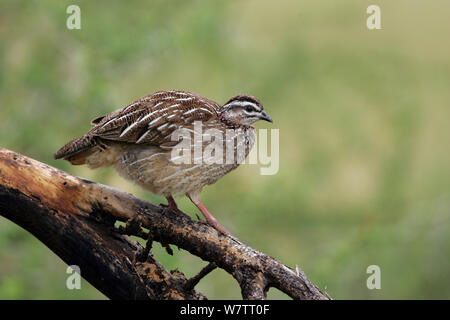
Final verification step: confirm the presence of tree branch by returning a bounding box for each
[0,147,329,300]
[184,262,217,291]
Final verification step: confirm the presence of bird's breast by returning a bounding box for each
[114,126,256,197]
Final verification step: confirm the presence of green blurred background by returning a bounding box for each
[0,0,449,299]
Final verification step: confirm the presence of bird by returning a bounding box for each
[54,90,273,235]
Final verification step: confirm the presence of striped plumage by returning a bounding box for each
[54,90,272,235]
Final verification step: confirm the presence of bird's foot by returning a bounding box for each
[204,216,231,236]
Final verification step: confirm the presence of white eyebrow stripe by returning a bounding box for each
[224,101,260,111]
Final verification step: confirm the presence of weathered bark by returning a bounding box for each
[0,147,329,300]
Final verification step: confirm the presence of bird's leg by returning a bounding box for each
[193,200,231,236]
[163,195,190,219]
[187,193,230,236]
[166,195,179,211]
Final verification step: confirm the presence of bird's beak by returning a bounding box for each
[259,111,273,123]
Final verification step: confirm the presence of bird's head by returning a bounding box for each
[219,94,272,126]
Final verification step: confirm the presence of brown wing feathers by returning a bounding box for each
[54,90,220,161]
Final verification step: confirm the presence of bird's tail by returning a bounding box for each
[54,135,97,165]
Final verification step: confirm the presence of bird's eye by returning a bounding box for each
[245,105,254,112]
